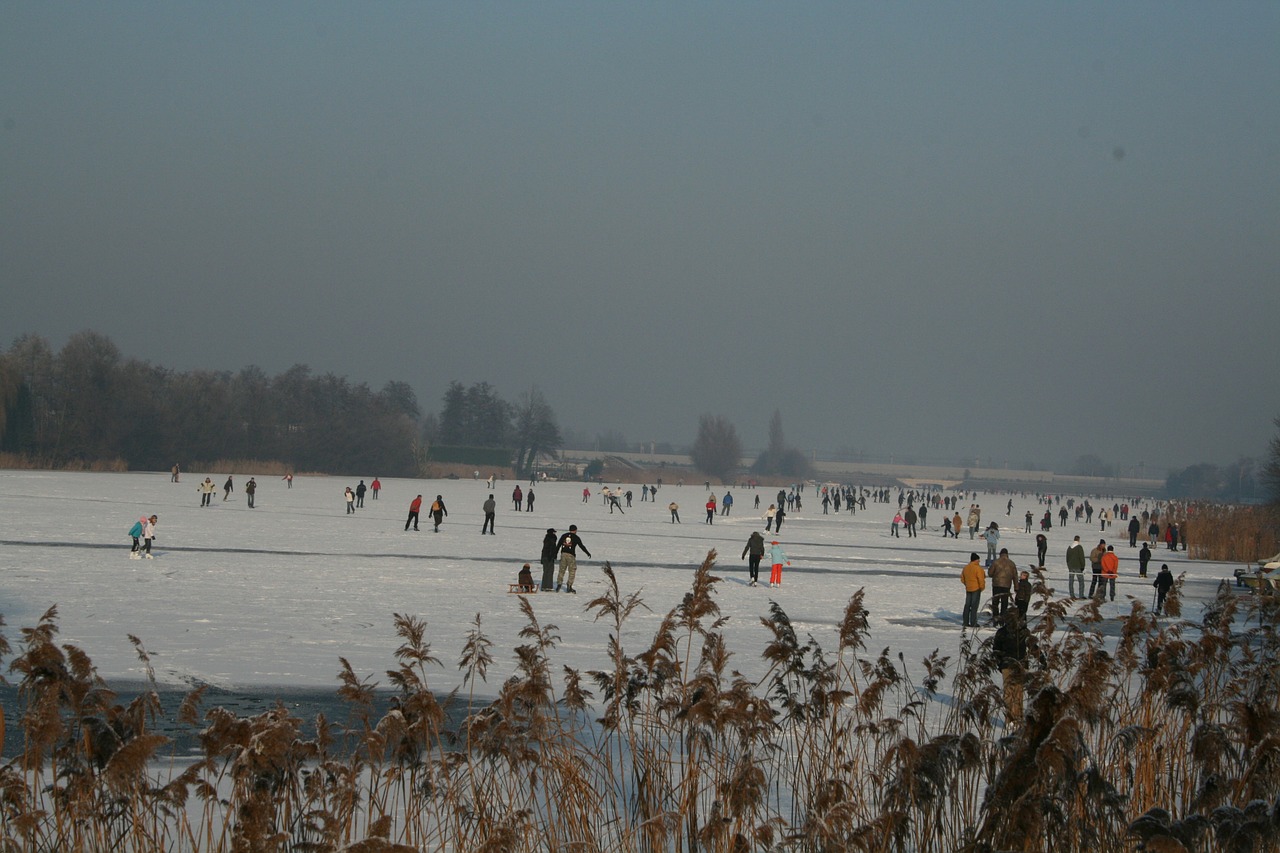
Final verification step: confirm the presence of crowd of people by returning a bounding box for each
[140,472,1202,630]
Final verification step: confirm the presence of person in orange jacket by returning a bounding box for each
[961,553,986,628]
[1100,545,1120,601]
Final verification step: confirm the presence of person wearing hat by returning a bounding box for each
[517,563,535,593]
[429,495,448,532]
[961,553,986,628]
[555,525,592,593]
[767,539,789,587]
[539,528,558,590]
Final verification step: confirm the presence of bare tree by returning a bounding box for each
[691,414,742,484]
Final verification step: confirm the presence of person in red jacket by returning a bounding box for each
[405,494,422,531]
[705,495,717,524]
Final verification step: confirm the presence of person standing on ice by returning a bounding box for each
[539,528,558,590]
[370,477,380,499]
[980,522,1001,564]
[525,488,535,511]
[345,487,356,514]
[429,495,448,532]
[705,495,717,524]
[140,515,158,558]
[128,516,146,557]
[405,494,422,531]
[481,494,496,534]
[668,501,681,523]
[764,504,776,531]
[245,477,257,508]
[988,548,1018,620]
[555,524,591,593]
[512,485,523,511]
[1153,564,1175,614]
[721,491,733,516]
[966,505,981,539]
[767,539,789,587]
[742,530,765,586]
[355,480,367,508]
[223,475,234,501]
[961,553,986,628]
[198,477,216,507]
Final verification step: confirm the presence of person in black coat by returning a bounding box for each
[1153,564,1175,614]
[1138,543,1152,578]
[991,610,1036,725]
[539,528,558,590]
[741,530,766,587]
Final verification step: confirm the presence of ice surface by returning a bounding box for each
[0,471,1227,697]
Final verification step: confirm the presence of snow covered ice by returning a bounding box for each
[0,471,1229,699]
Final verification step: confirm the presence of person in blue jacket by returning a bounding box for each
[127,516,146,558]
[767,539,790,587]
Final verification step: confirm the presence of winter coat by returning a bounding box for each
[989,556,1018,588]
[1154,569,1175,592]
[128,520,144,538]
[540,531,558,562]
[1101,551,1119,579]
[1066,543,1086,573]
[961,560,986,592]
[483,497,496,514]
[742,532,765,559]
[768,543,788,566]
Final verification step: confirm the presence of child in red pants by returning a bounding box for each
[768,540,789,587]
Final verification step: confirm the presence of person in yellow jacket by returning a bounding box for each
[961,553,986,628]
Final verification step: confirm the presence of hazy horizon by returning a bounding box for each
[4,3,1277,474]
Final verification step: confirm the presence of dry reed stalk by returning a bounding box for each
[7,548,1280,850]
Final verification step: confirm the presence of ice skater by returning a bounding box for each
[767,539,789,587]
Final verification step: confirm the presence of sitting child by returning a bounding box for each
[517,563,535,592]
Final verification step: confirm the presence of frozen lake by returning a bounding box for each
[0,470,1229,700]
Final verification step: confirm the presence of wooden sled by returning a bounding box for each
[509,584,538,594]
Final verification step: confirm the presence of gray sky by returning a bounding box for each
[3,2,1277,474]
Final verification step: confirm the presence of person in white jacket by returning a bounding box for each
[141,515,158,558]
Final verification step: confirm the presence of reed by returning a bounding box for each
[1178,502,1279,563]
[1,554,1278,851]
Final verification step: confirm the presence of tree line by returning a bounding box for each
[0,331,562,478]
